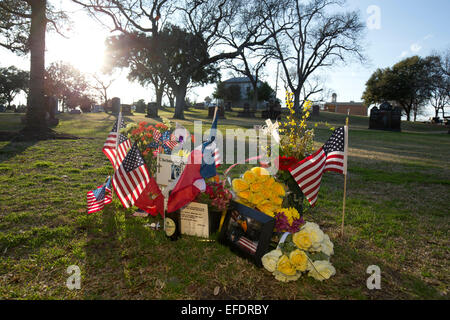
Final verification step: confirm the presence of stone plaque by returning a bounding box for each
[180,202,209,238]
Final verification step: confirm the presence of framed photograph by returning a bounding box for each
[219,201,275,267]
[156,154,186,187]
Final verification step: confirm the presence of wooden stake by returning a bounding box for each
[213,106,218,123]
[341,116,349,237]
[111,109,122,200]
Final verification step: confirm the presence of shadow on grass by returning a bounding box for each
[0,140,38,164]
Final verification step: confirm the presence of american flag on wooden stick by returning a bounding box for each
[87,177,112,214]
[112,143,151,209]
[103,115,132,170]
[288,126,348,207]
[214,147,221,167]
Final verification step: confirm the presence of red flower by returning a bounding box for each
[278,156,298,171]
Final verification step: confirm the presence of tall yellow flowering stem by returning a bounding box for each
[341,116,349,237]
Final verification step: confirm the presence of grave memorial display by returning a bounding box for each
[88,94,347,283]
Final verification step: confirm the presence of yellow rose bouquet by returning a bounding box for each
[231,166,287,216]
[261,221,336,282]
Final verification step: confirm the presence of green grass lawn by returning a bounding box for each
[0,110,448,299]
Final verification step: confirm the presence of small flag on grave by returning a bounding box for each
[86,177,112,214]
[103,113,132,170]
[288,126,348,207]
[112,143,151,209]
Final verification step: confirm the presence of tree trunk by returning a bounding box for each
[155,87,163,109]
[168,96,174,108]
[173,84,187,120]
[251,83,258,111]
[25,0,47,131]
[293,89,301,116]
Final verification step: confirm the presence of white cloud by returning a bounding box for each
[423,34,433,41]
[400,51,409,58]
[410,43,422,53]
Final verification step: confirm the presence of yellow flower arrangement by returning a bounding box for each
[231,167,286,215]
[272,182,286,197]
[251,166,270,182]
[237,190,251,200]
[250,182,263,193]
[249,192,265,205]
[243,170,256,183]
[289,249,308,272]
[278,92,315,161]
[276,255,297,276]
[232,179,249,192]
[292,230,312,250]
[262,220,336,283]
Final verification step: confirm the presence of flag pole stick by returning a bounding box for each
[213,106,218,123]
[112,107,122,200]
[341,115,349,237]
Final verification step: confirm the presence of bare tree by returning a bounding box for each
[72,0,284,119]
[90,73,115,108]
[264,0,365,113]
[430,49,450,119]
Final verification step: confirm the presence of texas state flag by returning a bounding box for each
[167,117,218,213]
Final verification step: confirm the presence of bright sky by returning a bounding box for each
[1,0,449,119]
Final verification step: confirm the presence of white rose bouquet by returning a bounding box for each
[261,221,336,282]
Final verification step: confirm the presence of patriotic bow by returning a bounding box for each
[148,130,179,155]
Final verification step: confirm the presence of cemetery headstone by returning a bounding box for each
[312,104,320,116]
[261,98,281,120]
[146,102,158,118]
[208,105,226,118]
[369,101,401,132]
[111,97,121,114]
[237,103,255,118]
[121,104,132,115]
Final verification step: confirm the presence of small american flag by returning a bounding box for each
[103,115,132,170]
[237,236,258,254]
[112,143,150,209]
[214,147,221,167]
[87,177,112,214]
[289,126,348,207]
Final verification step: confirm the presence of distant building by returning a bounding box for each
[324,93,367,116]
[92,105,105,113]
[222,76,266,109]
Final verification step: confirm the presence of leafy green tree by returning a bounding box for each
[248,81,275,103]
[0,66,29,109]
[44,61,91,112]
[363,56,438,121]
[213,82,241,104]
